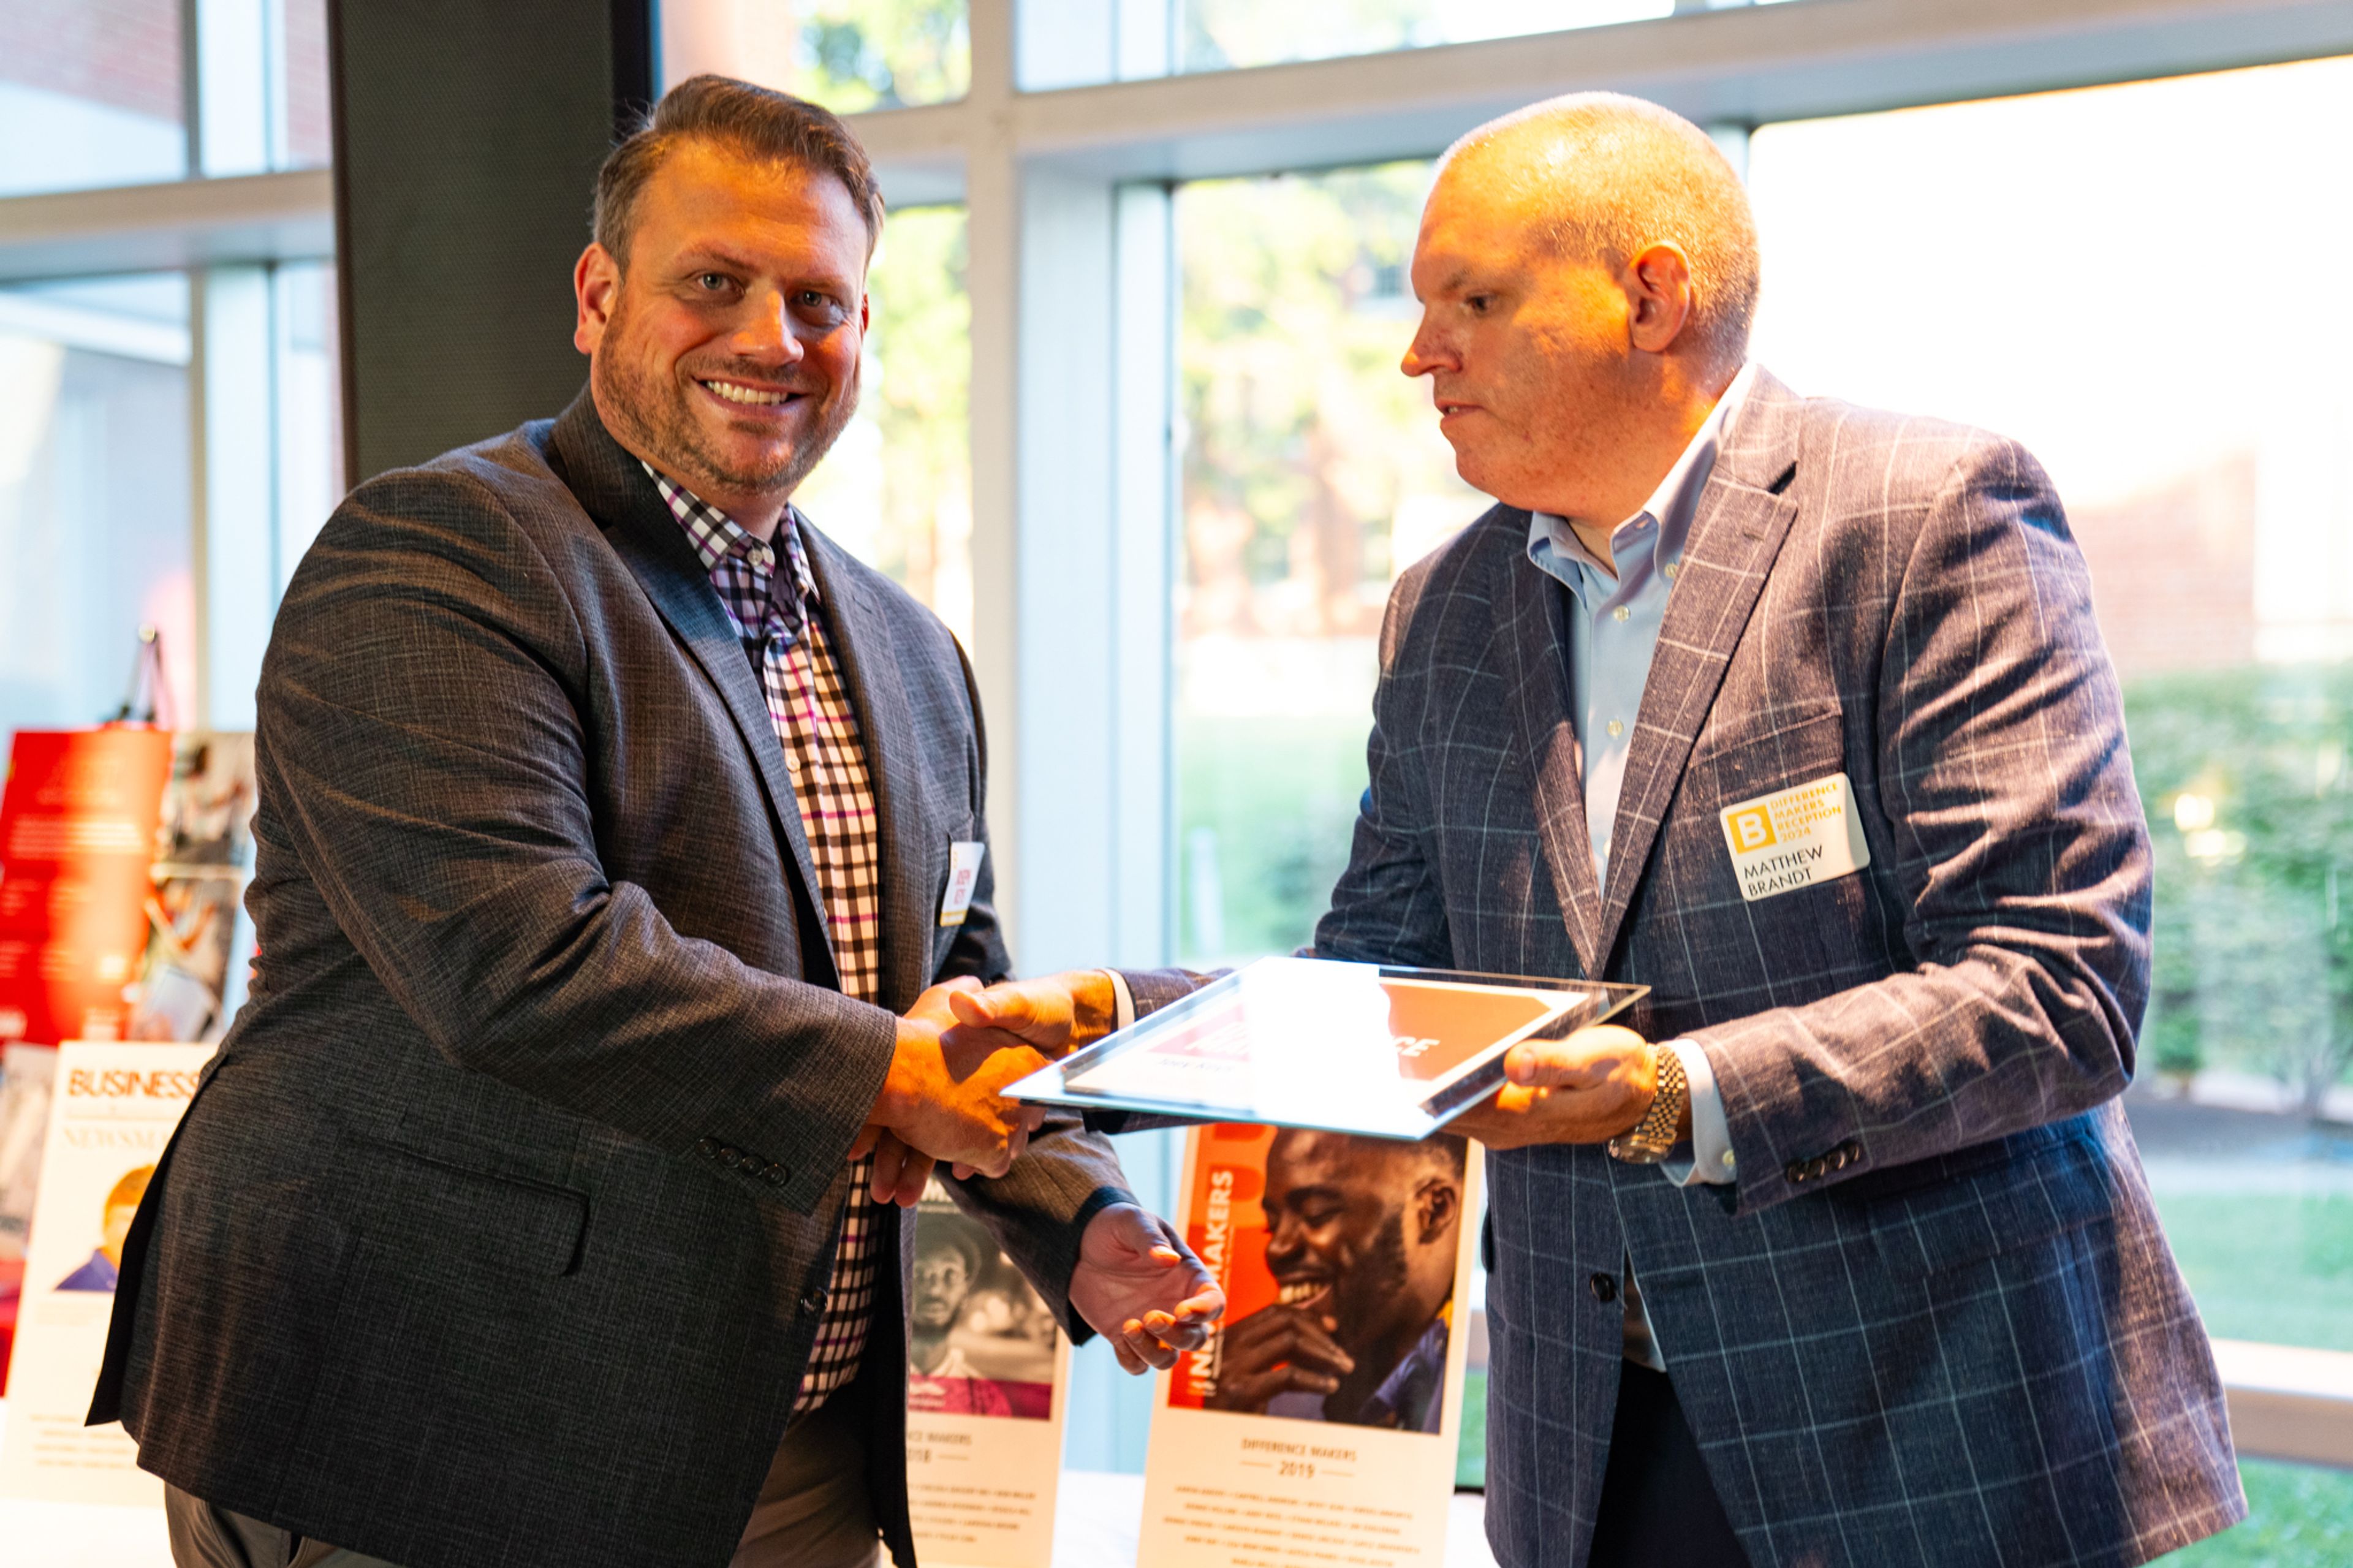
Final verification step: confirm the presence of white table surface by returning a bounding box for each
[1,1403,1500,1567]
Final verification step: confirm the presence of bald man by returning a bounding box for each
[1206,1131,1463,1432]
[962,92,2241,1568]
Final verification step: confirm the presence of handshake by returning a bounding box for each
[848,969,1120,1201]
[847,969,1221,1373]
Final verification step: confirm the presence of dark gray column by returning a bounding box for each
[329,0,654,481]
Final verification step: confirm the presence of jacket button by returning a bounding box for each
[695,1137,720,1159]
[717,1145,742,1165]
[1785,1160,1808,1183]
[801,1286,830,1316]
[763,1165,789,1187]
[1806,1156,1830,1180]
[1589,1272,1618,1304]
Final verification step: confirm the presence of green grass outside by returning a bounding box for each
[2146,1189,2353,1352]
[1176,711,1374,961]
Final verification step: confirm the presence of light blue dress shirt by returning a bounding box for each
[1523,361,1760,1192]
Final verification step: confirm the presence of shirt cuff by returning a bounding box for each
[1102,969,1137,1031]
[1659,1039,1735,1187]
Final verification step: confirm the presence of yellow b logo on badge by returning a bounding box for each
[1729,805,1776,851]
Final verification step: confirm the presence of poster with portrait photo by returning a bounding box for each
[1138,1123,1483,1568]
[903,1181,1069,1568]
[0,1040,210,1507]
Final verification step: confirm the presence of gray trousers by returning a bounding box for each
[165,1395,882,1568]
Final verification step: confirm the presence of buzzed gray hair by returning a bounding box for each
[1442,92,1760,377]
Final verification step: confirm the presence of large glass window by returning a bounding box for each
[0,276,195,736]
[1748,55,2353,1367]
[790,206,974,644]
[0,0,186,195]
[1730,56,2353,1558]
[1176,0,1672,73]
[1173,163,1478,965]
[661,0,970,112]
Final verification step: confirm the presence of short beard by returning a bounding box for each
[1335,1210,1415,1351]
[592,287,858,503]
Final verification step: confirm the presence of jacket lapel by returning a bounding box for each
[1592,371,1806,966]
[798,525,934,1013]
[548,393,835,977]
[1504,535,1605,980]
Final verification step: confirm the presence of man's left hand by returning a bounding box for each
[1069,1204,1225,1374]
[1447,1024,1682,1149]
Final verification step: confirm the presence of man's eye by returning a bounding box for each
[696,272,735,292]
[1465,294,1494,315]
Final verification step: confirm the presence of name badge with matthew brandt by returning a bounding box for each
[1719,771,1871,901]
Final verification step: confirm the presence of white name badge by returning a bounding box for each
[939,841,986,928]
[1718,771,1871,902]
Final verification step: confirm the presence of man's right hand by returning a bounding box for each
[869,978,1053,1179]
[1200,1302,1356,1414]
[946,969,1120,1059]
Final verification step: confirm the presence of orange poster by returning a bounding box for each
[0,730,175,1047]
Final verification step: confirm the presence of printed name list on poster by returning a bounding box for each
[1139,1122,1482,1568]
[0,1040,211,1505]
[904,1180,1070,1568]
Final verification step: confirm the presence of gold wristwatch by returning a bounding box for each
[1607,1043,1688,1165]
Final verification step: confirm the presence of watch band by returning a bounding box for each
[1607,1044,1688,1165]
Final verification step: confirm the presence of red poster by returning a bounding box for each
[0,730,175,1046]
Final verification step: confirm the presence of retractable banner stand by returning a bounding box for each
[905,1180,1071,1567]
[0,1040,211,1504]
[1139,1124,1482,1568]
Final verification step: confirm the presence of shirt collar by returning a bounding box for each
[640,461,819,609]
[1526,360,1761,583]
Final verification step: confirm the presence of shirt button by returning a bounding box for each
[1720,1149,1737,1170]
[784,752,802,772]
[800,1286,830,1316]
[1588,1272,1618,1304]
[1663,561,1680,580]
[1606,719,1624,738]
[1613,605,1631,622]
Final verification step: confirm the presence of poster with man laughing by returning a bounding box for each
[1170,1123,1471,1433]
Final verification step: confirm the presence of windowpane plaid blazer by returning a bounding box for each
[1308,369,2244,1568]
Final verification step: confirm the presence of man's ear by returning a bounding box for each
[1411,1175,1461,1246]
[574,241,621,355]
[1624,241,1695,357]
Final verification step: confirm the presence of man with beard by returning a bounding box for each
[907,1221,1012,1417]
[1207,1132,1464,1433]
[93,75,1220,1568]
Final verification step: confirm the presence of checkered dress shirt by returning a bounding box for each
[649,465,882,1419]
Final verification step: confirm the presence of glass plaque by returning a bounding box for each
[1006,957,1646,1139]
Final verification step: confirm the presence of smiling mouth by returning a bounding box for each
[1276,1279,1333,1309]
[698,376,801,408]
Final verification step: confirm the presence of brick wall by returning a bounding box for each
[0,0,180,121]
[2069,451,2257,680]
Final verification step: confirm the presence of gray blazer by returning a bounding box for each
[1302,369,2243,1567]
[91,393,1133,1568]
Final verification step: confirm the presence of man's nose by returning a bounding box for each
[734,289,807,362]
[1401,319,1451,378]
